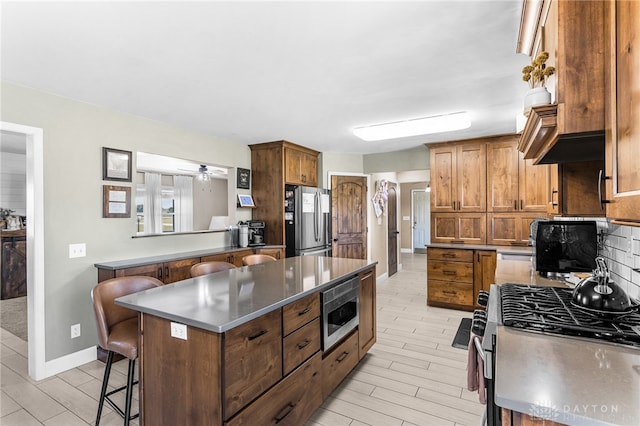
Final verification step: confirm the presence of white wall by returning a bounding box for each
[320,152,363,188]
[1,81,252,362]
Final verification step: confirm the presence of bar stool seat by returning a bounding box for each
[190,260,236,277]
[242,254,277,266]
[92,276,162,426]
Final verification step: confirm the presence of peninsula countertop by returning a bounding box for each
[115,256,376,333]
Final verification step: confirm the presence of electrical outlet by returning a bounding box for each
[170,322,187,340]
[71,323,81,339]
[69,243,86,258]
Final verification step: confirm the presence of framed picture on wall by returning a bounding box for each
[103,147,132,182]
[237,168,251,189]
[103,185,131,218]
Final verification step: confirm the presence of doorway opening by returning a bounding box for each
[411,189,430,253]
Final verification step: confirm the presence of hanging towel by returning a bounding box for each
[467,332,486,405]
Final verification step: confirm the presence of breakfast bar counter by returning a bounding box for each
[115,256,377,426]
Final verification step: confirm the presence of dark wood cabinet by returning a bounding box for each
[250,141,320,246]
[321,330,359,400]
[427,247,496,311]
[357,267,376,359]
[98,256,200,284]
[202,249,253,267]
[431,212,486,245]
[255,247,285,260]
[487,213,539,246]
[1,229,27,300]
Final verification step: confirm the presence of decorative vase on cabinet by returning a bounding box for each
[523,87,551,116]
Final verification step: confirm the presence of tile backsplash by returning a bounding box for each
[599,222,640,301]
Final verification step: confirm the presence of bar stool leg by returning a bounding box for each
[124,358,136,426]
[96,350,114,426]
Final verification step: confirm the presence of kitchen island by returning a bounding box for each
[116,256,376,425]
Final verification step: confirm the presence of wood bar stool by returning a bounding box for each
[92,276,162,426]
[190,260,236,277]
[242,254,277,266]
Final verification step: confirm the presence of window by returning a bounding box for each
[136,184,176,233]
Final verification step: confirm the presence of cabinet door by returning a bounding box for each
[284,147,304,185]
[201,253,232,263]
[163,257,200,283]
[256,247,285,260]
[430,145,457,212]
[224,308,282,419]
[357,267,376,358]
[487,213,537,246]
[322,330,359,400]
[229,249,254,267]
[605,0,640,221]
[518,156,550,212]
[457,143,486,212]
[115,263,163,281]
[431,213,486,245]
[301,152,318,187]
[473,250,496,308]
[487,140,519,212]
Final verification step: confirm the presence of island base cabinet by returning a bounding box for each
[501,408,566,426]
[140,314,223,426]
[226,352,322,426]
[321,330,359,400]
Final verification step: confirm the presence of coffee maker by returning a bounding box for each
[247,220,266,246]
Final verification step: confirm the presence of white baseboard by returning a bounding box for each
[400,248,413,253]
[376,272,388,283]
[44,346,97,379]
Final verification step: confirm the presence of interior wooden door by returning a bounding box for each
[387,183,398,277]
[331,175,367,259]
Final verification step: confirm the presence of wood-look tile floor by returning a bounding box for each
[1,253,483,425]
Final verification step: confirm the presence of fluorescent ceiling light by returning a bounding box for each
[353,112,471,141]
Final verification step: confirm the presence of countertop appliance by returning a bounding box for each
[477,283,640,425]
[321,275,359,351]
[285,185,331,257]
[535,220,598,276]
[246,220,266,247]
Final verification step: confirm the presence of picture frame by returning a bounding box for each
[237,168,251,189]
[103,147,132,182]
[237,194,256,208]
[103,185,131,218]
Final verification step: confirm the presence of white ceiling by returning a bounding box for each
[0,1,530,155]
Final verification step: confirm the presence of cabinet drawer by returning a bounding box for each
[321,330,359,400]
[224,309,282,419]
[427,260,473,283]
[283,318,320,375]
[283,293,320,336]
[427,248,473,262]
[427,280,473,306]
[226,352,322,426]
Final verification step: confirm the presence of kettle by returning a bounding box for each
[571,257,638,314]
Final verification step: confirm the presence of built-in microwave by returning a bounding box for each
[321,276,359,351]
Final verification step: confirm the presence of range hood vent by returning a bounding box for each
[517,104,605,165]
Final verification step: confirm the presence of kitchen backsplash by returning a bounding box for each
[599,222,640,301]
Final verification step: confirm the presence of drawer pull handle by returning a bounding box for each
[274,402,296,423]
[297,339,311,350]
[248,329,268,341]
[450,240,464,244]
[442,290,457,295]
[442,253,457,258]
[298,307,311,316]
[442,270,457,275]
[336,351,349,362]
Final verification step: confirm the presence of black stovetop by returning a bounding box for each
[500,284,640,348]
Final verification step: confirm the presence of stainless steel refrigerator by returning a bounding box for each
[285,185,331,257]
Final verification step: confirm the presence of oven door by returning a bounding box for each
[321,277,359,351]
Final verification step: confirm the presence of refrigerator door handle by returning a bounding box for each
[315,191,320,242]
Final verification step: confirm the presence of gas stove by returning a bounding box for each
[500,283,640,348]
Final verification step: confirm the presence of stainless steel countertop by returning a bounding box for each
[495,326,640,426]
[115,256,376,333]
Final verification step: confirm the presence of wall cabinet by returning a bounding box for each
[604,0,640,222]
[430,142,486,213]
[426,247,496,311]
[517,0,606,164]
[487,137,549,213]
[250,141,320,246]
[431,213,486,245]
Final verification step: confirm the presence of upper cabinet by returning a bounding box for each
[604,0,640,222]
[430,141,486,213]
[250,140,320,245]
[487,136,550,213]
[517,0,606,164]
